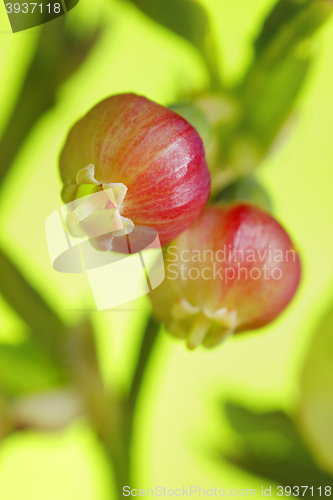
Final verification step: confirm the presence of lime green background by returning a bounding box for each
[0,0,333,498]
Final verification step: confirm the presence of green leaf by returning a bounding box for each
[241,53,310,147]
[234,0,333,152]
[0,17,101,187]
[126,0,220,88]
[219,402,333,496]
[0,342,66,397]
[298,305,333,475]
[255,0,333,66]
[0,248,64,356]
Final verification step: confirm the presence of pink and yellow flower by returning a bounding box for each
[150,204,301,349]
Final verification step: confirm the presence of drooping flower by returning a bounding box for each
[59,93,211,249]
[149,204,301,349]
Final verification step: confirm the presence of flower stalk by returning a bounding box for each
[100,315,161,497]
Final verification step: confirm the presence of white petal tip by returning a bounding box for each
[76,164,100,185]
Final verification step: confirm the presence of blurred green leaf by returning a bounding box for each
[219,402,333,497]
[298,304,333,475]
[0,247,65,357]
[0,16,101,187]
[241,53,310,147]
[212,176,273,212]
[255,0,333,66]
[126,0,221,88]
[0,342,67,397]
[231,0,333,156]
[0,251,106,427]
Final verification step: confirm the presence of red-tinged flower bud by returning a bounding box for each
[59,93,211,248]
[149,204,301,349]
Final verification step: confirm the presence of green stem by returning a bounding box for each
[128,314,161,413]
[101,314,161,496]
[101,432,131,498]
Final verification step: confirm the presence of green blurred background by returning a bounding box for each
[0,0,333,498]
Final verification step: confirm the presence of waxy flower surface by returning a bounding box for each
[150,204,301,349]
[59,93,211,249]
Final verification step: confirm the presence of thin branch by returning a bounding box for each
[128,314,161,412]
[0,247,65,358]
